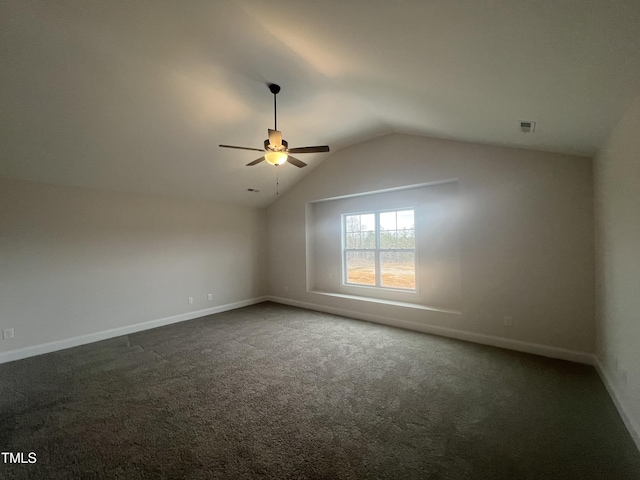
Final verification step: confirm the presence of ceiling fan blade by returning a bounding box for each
[219,144,265,153]
[268,129,282,148]
[286,156,307,168]
[288,146,330,154]
[246,157,266,166]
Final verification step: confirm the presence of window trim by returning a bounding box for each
[341,207,417,293]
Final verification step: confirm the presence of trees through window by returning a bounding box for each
[343,209,416,290]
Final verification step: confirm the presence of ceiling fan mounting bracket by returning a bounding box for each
[268,83,281,95]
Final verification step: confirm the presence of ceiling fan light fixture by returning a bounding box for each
[264,151,288,166]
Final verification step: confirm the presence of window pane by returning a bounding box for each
[345,215,360,233]
[360,214,375,232]
[346,232,360,249]
[380,251,415,289]
[346,251,375,286]
[361,230,376,249]
[396,229,415,249]
[380,230,397,249]
[397,210,414,230]
[380,211,396,231]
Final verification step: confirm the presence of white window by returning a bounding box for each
[343,209,416,290]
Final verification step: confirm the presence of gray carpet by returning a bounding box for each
[1,302,639,479]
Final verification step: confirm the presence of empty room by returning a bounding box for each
[1,1,640,478]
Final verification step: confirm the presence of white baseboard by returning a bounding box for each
[594,359,640,451]
[0,296,268,365]
[266,296,596,365]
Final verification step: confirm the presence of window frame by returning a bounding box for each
[341,207,417,292]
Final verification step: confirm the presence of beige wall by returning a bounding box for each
[267,133,595,353]
[0,177,267,354]
[594,93,640,442]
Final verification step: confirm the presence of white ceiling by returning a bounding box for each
[2,0,640,208]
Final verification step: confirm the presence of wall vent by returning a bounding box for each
[519,120,536,134]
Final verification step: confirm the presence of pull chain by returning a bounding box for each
[276,165,279,196]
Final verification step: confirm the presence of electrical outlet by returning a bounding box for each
[188,297,193,305]
[503,316,513,327]
[207,293,213,301]
[284,286,289,293]
[3,328,14,340]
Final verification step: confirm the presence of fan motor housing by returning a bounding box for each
[264,139,288,151]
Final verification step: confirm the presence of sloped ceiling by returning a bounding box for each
[2,0,640,207]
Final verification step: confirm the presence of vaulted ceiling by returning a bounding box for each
[2,1,640,207]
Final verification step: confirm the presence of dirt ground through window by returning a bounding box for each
[347,264,415,289]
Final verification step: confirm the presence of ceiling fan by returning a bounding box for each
[219,84,330,168]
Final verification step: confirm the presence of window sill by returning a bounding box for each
[308,290,461,316]
[342,282,417,294]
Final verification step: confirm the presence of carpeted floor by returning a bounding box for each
[1,302,639,479]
